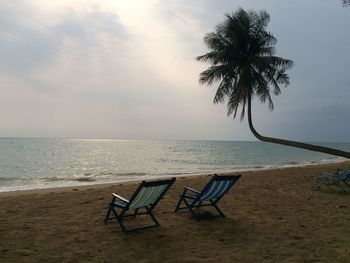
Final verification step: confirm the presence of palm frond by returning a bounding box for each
[197,7,293,119]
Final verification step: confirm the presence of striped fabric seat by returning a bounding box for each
[130,185,167,209]
[199,180,234,201]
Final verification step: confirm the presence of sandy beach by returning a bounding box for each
[1,162,350,262]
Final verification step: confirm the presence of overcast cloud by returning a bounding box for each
[0,0,349,142]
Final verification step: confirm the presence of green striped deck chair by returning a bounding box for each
[175,174,241,221]
[104,178,176,235]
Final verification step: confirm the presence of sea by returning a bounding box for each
[0,138,349,192]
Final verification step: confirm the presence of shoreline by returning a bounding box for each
[1,160,349,197]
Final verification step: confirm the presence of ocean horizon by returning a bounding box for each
[1,138,349,192]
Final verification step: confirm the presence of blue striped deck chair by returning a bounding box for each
[104,178,176,235]
[312,167,350,192]
[175,174,241,221]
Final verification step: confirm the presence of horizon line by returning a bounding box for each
[0,136,349,144]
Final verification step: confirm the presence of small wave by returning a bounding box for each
[99,172,146,177]
[100,172,114,176]
[250,165,265,169]
[321,157,345,163]
[0,177,16,181]
[229,165,270,170]
[45,177,63,182]
[32,172,149,183]
[73,177,96,182]
[172,159,201,165]
[163,172,197,176]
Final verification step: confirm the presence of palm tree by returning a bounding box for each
[197,8,350,158]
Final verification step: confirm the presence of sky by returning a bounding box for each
[0,0,349,142]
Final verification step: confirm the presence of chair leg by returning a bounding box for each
[110,209,128,235]
[183,198,200,221]
[104,204,113,223]
[211,200,225,218]
[148,209,160,227]
[133,208,139,218]
[105,205,163,235]
[175,195,183,212]
[105,196,117,223]
[117,217,128,235]
[120,208,160,234]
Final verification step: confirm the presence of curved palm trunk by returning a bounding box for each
[247,96,350,159]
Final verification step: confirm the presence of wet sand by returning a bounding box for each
[1,162,350,262]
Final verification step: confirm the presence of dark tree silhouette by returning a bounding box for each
[343,0,350,7]
[197,8,350,158]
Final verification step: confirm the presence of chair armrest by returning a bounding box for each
[112,193,129,203]
[184,186,200,194]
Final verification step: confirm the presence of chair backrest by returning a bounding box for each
[129,178,176,209]
[198,174,241,201]
[336,168,350,180]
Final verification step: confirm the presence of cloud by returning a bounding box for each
[0,1,127,77]
[0,1,56,73]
